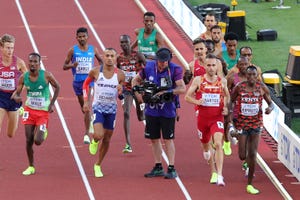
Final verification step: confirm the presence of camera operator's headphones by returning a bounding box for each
[156,47,173,61]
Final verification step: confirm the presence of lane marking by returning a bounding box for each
[73,1,192,199]
[15,1,96,200]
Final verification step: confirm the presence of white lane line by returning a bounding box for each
[15,1,95,200]
[74,1,192,200]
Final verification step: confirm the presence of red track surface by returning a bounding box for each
[0,0,298,199]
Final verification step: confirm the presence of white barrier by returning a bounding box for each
[278,121,300,182]
[262,100,285,142]
[158,0,206,40]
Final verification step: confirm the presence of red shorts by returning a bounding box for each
[22,106,49,127]
[197,115,224,144]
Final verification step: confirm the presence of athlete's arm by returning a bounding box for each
[156,32,165,48]
[46,71,60,113]
[222,78,229,115]
[17,58,27,73]
[11,74,25,103]
[184,76,201,105]
[63,48,77,70]
[94,47,103,65]
[262,82,274,114]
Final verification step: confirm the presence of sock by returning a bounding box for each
[155,163,162,169]
[168,165,174,171]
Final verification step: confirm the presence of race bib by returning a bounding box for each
[241,103,259,116]
[27,97,46,108]
[124,71,136,82]
[0,78,15,91]
[202,93,220,107]
[76,62,92,74]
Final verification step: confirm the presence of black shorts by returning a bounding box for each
[145,115,175,139]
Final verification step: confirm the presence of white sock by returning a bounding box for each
[203,150,211,160]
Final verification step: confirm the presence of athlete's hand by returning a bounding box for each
[222,106,228,116]
[196,98,204,105]
[73,62,79,68]
[83,102,90,113]
[11,95,22,103]
[48,104,54,113]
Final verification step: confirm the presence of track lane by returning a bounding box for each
[0,0,297,199]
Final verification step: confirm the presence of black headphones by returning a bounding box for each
[156,47,173,60]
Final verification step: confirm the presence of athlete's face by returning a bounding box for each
[211,28,222,43]
[28,55,40,73]
[226,40,238,54]
[193,42,207,59]
[204,15,217,30]
[240,48,253,63]
[0,42,14,58]
[120,36,130,53]
[205,58,217,77]
[76,32,88,47]
[246,69,258,86]
[143,16,155,32]
[237,58,249,74]
[103,50,117,67]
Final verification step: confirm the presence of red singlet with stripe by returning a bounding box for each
[235,82,263,130]
[196,76,224,118]
[0,56,21,93]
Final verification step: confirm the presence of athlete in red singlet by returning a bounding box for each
[0,34,27,138]
[185,54,230,186]
[230,65,273,195]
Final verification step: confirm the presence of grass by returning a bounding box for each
[189,0,300,134]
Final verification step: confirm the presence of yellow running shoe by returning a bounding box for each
[22,166,35,176]
[246,185,260,194]
[210,172,218,184]
[89,139,99,155]
[94,164,103,178]
[223,141,232,156]
[19,106,24,116]
[44,129,48,140]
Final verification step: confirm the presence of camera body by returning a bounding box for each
[132,78,173,103]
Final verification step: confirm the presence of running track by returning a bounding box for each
[0,0,299,199]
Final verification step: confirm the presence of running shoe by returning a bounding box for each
[22,166,35,176]
[122,144,133,153]
[223,141,232,156]
[246,185,259,194]
[89,139,99,155]
[164,168,178,179]
[84,135,90,144]
[217,175,225,186]
[94,164,103,178]
[210,172,218,184]
[89,120,94,134]
[44,129,48,140]
[144,167,165,178]
[19,106,24,116]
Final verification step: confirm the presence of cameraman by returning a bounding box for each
[132,47,186,179]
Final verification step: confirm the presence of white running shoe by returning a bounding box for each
[217,175,225,186]
[83,135,90,144]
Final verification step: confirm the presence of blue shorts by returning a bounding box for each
[93,110,116,130]
[239,128,262,135]
[0,91,22,111]
[72,81,94,96]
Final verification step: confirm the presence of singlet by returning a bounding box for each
[235,82,263,130]
[0,56,21,93]
[118,51,142,91]
[92,67,119,114]
[222,50,240,70]
[71,45,95,82]
[193,60,206,77]
[137,28,158,57]
[196,76,224,118]
[24,70,50,111]
[139,60,182,118]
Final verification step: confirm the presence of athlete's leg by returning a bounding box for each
[6,110,19,138]
[24,124,36,166]
[246,131,260,185]
[96,129,113,166]
[122,94,133,146]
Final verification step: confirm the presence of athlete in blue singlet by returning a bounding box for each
[63,27,102,144]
